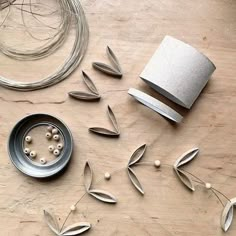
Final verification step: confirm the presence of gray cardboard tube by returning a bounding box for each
[140,36,216,109]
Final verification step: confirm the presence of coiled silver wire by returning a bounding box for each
[0,0,89,91]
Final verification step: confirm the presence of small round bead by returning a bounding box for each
[154,160,161,168]
[25,136,32,143]
[57,143,64,150]
[30,151,37,158]
[45,132,52,139]
[48,145,55,152]
[70,205,76,211]
[53,149,60,156]
[24,148,30,155]
[53,134,60,141]
[47,126,53,132]
[205,183,212,189]
[52,128,58,134]
[40,158,47,165]
[104,172,111,180]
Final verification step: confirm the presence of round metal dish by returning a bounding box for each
[8,114,73,178]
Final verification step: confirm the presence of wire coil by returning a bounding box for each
[0,0,89,91]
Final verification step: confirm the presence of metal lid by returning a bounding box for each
[8,114,73,178]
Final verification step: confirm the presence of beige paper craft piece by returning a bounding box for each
[89,105,120,137]
[221,198,236,232]
[140,35,216,109]
[128,88,183,123]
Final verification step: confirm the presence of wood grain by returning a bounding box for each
[0,0,235,235]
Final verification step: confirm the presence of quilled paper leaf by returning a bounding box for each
[127,167,144,195]
[221,198,236,232]
[68,91,100,101]
[128,144,147,167]
[89,189,117,204]
[175,169,195,191]
[107,105,120,134]
[174,148,199,170]
[106,46,122,73]
[92,62,122,78]
[82,71,99,95]
[60,222,91,235]
[89,127,119,137]
[44,210,60,235]
[84,161,93,192]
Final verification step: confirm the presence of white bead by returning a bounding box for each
[53,134,60,141]
[47,126,53,132]
[70,205,76,211]
[53,149,60,156]
[48,145,55,152]
[104,172,111,180]
[205,183,212,189]
[30,151,37,158]
[40,158,47,165]
[57,143,64,150]
[52,128,58,134]
[25,136,32,143]
[45,132,52,139]
[154,160,161,168]
[24,148,30,155]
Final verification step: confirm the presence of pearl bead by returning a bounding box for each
[53,149,60,156]
[52,128,58,134]
[30,151,37,158]
[205,183,212,189]
[24,148,30,155]
[45,132,52,139]
[25,136,32,143]
[40,158,47,165]
[48,145,55,152]
[70,205,76,211]
[57,143,64,150]
[154,160,161,168]
[104,172,111,180]
[53,134,60,141]
[47,126,53,132]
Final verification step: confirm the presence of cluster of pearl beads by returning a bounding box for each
[24,136,39,161]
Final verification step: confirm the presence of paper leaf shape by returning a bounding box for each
[174,169,195,191]
[106,46,122,73]
[84,161,93,192]
[89,189,117,204]
[221,198,236,232]
[127,167,144,195]
[107,105,120,134]
[174,148,199,170]
[44,210,60,235]
[128,144,146,167]
[68,91,100,101]
[92,62,122,78]
[82,71,99,95]
[89,106,120,137]
[60,222,91,235]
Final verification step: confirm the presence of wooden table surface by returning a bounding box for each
[0,0,235,235]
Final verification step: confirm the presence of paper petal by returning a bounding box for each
[82,71,99,95]
[107,105,120,134]
[44,210,60,235]
[92,62,122,78]
[68,91,100,101]
[89,189,117,204]
[127,167,144,195]
[174,148,199,169]
[84,161,93,192]
[106,46,122,73]
[61,222,91,235]
[221,198,236,232]
[174,169,195,191]
[128,144,146,167]
[89,127,119,137]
